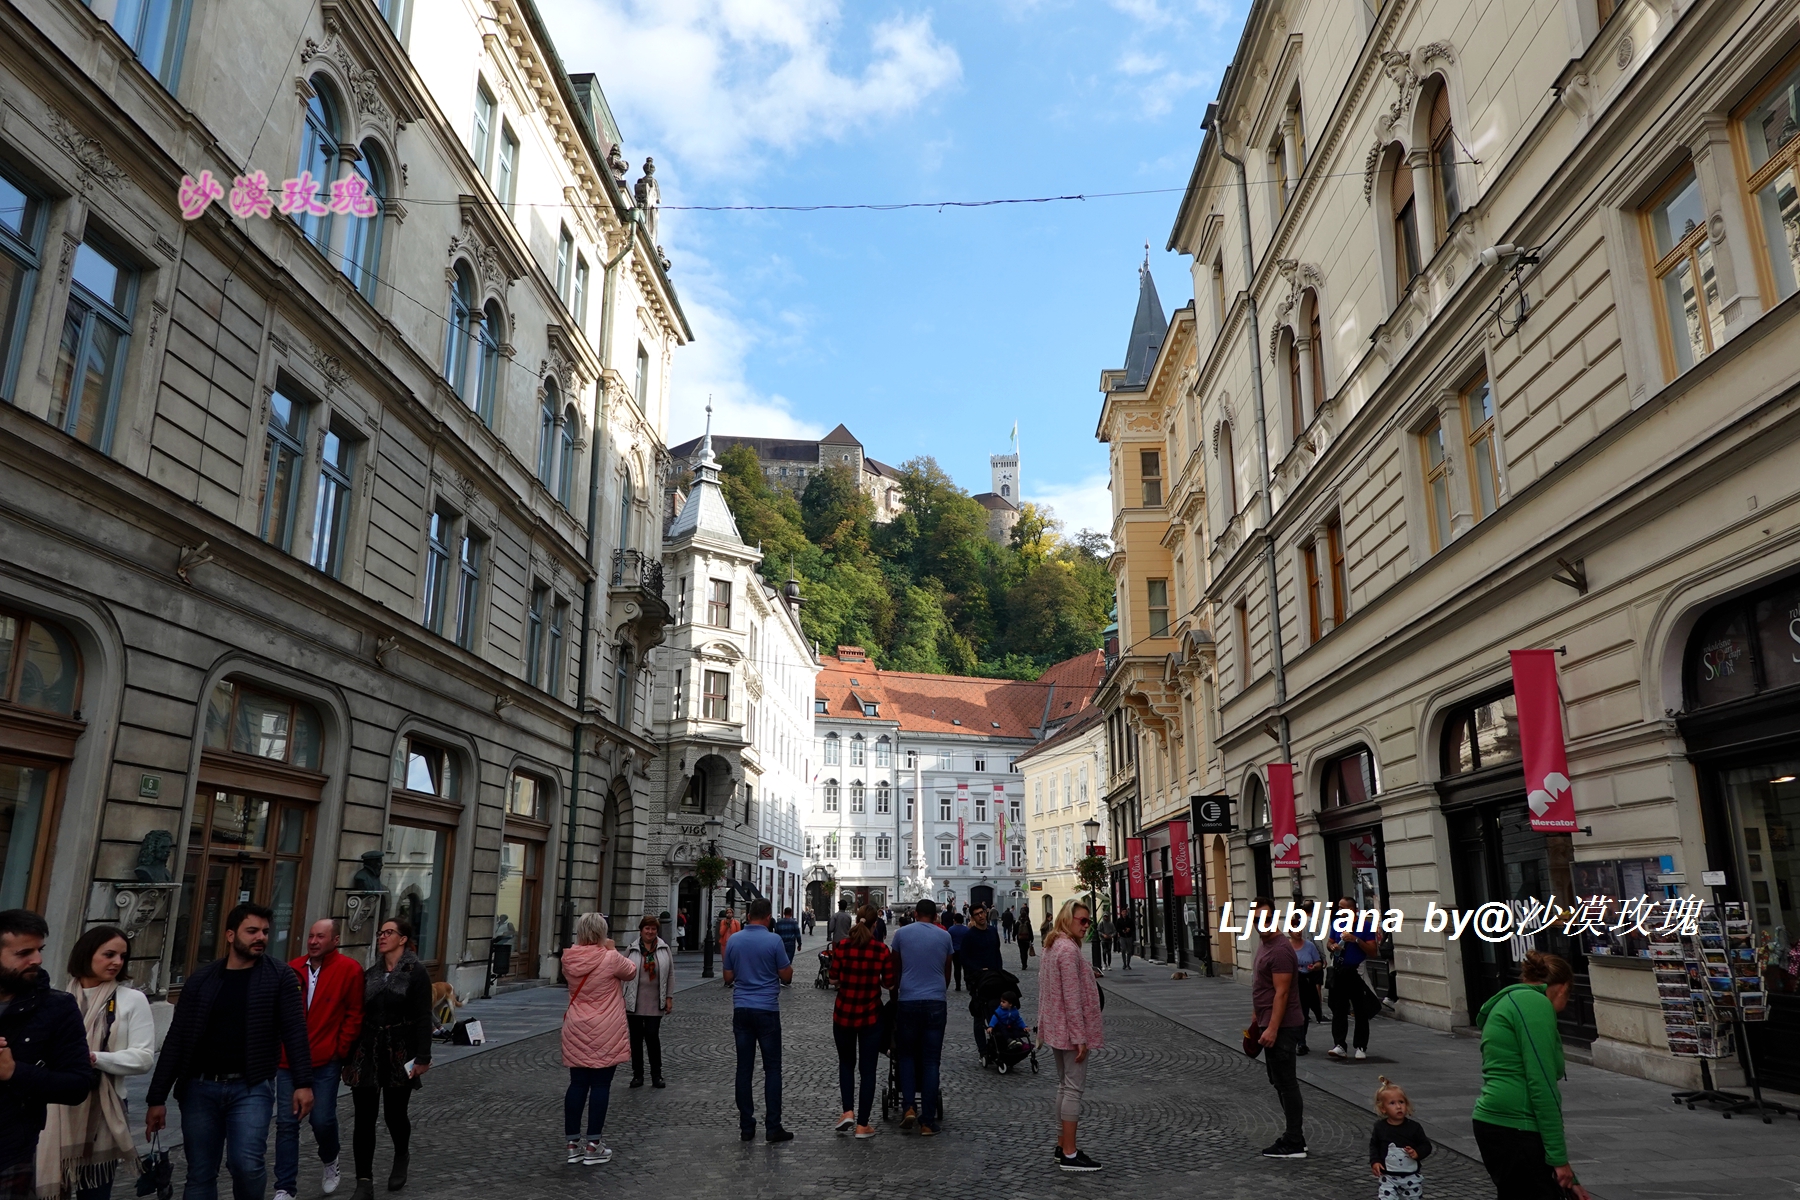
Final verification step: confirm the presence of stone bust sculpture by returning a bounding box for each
[350,849,386,893]
[133,830,174,883]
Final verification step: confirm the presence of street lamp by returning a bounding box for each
[701,813,723,979]
[1082,815,1103,973]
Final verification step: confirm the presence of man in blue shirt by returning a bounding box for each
[773,907,802,975]
[947,910,969,991]
[722,898,795,1142]
[889,899,953,1135]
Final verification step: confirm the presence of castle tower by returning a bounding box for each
[991,452,1019,503]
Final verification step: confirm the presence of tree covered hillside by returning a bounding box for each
[709,445,1113,679]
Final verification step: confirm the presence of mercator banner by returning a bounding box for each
[1511,649,1577,832]
[1269,763,1300,869]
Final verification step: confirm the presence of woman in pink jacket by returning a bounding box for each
[561,912,637,1167]
[1038,897,1105,1173]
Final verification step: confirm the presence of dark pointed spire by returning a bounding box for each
[1122,254,1169,387]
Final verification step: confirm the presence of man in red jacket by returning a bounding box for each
[275,918,364,1200]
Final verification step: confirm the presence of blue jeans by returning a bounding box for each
[564,1066,617,1137]
[833,1023,880,1125]
[895,1000,946,1128]
[177,1077,275,1200]
[274,1061,340,1193]
[731,1008,783,1134]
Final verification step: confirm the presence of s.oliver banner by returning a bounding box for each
[1269,763,1301,869]
[1511,649,1577,832]
[1169,819,1193,896]
[1126,837,1147,899]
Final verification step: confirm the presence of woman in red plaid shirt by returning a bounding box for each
[829,906,897,1138]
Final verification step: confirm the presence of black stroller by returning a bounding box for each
[814,946,835,989]
[970,968,1039,1075]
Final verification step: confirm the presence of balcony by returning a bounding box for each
[608,549,672,651]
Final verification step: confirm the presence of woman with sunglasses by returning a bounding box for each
[1037,898,1105,1173]
[343,919,432,1198]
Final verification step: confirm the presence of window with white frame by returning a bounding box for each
[850,834,865,860]
[850,782,865,814]
[938,796,952,821]
[823,780,840,812]
[1009,795,1021,822]
[974,841,988,869]
[936,749,952,770]
[905,793,914,820]
[850,736,866,767]
[875,782,891,814]
[1034,781,1043,815]
[905,748,918,769]
[975,794,988,822]
[825,832,839,859]
[974,756,986,773]
[876,834,891,860]
[1010,842,1025,869]
[824,733,840,765]
[938,841,954,869]
[876,737,892,766]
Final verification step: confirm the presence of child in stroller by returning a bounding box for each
[987,991,1037,1074]
[815,945,835,989]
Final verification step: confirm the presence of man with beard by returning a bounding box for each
[147,903,313,1200]
[0,909,95,1199]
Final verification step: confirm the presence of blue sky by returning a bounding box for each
[539,0,1244,536]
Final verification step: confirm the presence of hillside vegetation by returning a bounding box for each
[711,445,1113,679]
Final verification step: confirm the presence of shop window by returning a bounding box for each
[386,735,463,976]
[49,235,135,451]
[1643,166,1723,375]
[1684,574,1800,709]
[1320,745,1379,808]
[1739,56,1800,303]
[1441,686,1521,776]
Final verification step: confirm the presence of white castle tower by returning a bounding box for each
[991,452,1019,503]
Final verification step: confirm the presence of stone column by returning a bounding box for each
[1295,335,1318,430]
[1436,389,1475,539]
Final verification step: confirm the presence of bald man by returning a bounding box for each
[275,920,364,1199]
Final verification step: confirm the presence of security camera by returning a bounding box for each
[1479,243,1519,268]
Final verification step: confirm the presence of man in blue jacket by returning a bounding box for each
[947,910,969,992]
[147,903,313,1200]
[958,906,1005,1058]
[0,909,96,1200]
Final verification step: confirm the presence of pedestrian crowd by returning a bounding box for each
[1,889,1589,1199]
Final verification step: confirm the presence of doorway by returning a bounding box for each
[970,884,994,911]
[170,787,314,989]
[678,876,700,950]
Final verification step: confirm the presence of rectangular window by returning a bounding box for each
[573,254,589,324]
[1421,417,1451,552]
[496,123,519,211]
[526,585,547,684]
[0,171,41,402]
[825,833,839,860]
[1326,517,1347,626]
[675,576,688,624]
[257,389,307,551]
[672,669,684,718]
[455,529,485,651]
[938,842,953,869]
[310,422,354,578]
[1034,781,1043,814]
[1010,842,1025,869]
[973,757,985,773]
[824,737,840,765]
[1463,372,1498,521]
[850,784,865,814]
[875,785,890,814]
[555,226,572,300]
[974,841,988,869]
[876,739,891,767]
[1393,163,1421,296]
[423,507,453,635]
[1742,60,1800,302]
[1140,450,1163,506]
[708,579,731,627]
[1009,795,1021,822]
[850,835,865,860]
[823,781,839,812]
[905,793,914,820]
[635,344,649,404]
[49,237,134,450]
[100,0,190,88]
[850,738,866,767]
[1235,598,1251,688]
[938,796,952,821]
[975,795,988,822]
[876,835,891,860]
[545,599,566,697]
[1643,167,1722,374]
[702,670,729,720]
[472,81,496,172]
[936,750,951,770]
[1304,541,1322,642]
[905,748,918,770]
[1147,578,1170,638]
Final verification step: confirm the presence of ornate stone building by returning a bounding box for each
[0,0,687,1004]
[1108,0,1800,1087]
[667,422,906,522]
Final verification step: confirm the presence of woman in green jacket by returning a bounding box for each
[1471,951,1589,1200]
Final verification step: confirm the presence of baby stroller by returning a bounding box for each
[970,969,1039,1075]
[879,999,948,1123]
[814,946,835,989]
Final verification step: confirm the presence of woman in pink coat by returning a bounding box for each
[1038,897,1105,1173]
[561,912,637,1167]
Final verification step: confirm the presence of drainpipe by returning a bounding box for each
[1214,119,1299,899]
[563,210,643,953]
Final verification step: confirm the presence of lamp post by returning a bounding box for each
[701,814,723,979]
[1083,815,1103,973]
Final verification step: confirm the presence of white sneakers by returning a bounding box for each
[274,1191,296,1200]
[1354,1048,1368,1060]
[321,1158,340,1195]
[566,1140,582,1164]
[1327,1044,1346,1058]
[582,1140,613,1165]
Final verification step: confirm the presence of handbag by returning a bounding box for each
[136,1132,173,1199]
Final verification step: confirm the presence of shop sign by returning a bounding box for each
[1347,833,1378,869]
[758,845,774,859]
[1030,880,1043,891]
[1169,818,1193,896]
[1510,649,1577,832]
[1126,837,1147,899]
[1268,764,1300,868]
[1192,794,1231,833]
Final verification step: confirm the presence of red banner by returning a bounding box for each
[1511,649,1577,832]
[1126,837,1147,899]
[1269,763,1300,868]
[1347,833,1378,869]
[1169,819,1193,896]
[958,816,967,864]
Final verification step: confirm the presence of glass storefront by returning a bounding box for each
[171,788,314,986]
[0,760,52,909]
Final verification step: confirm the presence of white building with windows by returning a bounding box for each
[1015,707,1108,930]
[804,649,1104,920]
[647,422,818,946]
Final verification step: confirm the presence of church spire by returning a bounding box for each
[1122,254,1169,387]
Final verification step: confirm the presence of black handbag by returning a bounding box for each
[136,1132,173,1199]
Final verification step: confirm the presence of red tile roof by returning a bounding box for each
[815,650,1104,740]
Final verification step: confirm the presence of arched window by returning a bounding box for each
[475,301,502,425]
[1217,420,1238,516]
[1284,329,1303,445]
[1306,295,1325,407]
[1683,573,1800,710]
[1320,745,1379,808]
[1390,146,1421,300]
[558,403,578,508]
[342,141,387,300]
[296,80,340,252]
[538,377,559,488]
[1441,686,1521,776]
[444,262,476,401]
[1427,82,1461,244]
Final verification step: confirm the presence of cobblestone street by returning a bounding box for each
[233,964,1503,1200]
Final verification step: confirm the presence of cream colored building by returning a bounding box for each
[1115,0,1800,1087]
[1016,708,1106,930]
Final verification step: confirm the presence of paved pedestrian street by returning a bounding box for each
[235,967,1504,1200]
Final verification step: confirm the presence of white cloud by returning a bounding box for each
[1029,472,1114,540]
[544,0,961,177]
